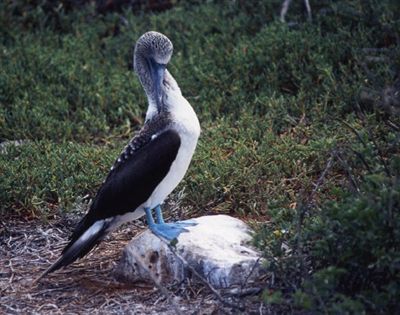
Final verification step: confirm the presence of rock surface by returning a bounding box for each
[114,215,263,288]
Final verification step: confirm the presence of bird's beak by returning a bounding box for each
[154,62,166,110]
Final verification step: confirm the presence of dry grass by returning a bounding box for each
[0,212,265,314]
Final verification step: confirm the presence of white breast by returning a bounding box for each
[145,90,200,208]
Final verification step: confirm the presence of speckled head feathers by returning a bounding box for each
[133,32,174,104]
[134,31,173,69]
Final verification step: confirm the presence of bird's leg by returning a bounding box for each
[145,207,155,225]
[145,206,197,241]
[154,205,164,224]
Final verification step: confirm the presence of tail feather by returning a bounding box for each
[61,214,94,254]
[33,220,109,285]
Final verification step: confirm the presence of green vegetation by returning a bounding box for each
[1,0,399,313]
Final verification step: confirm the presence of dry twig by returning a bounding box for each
[127,250,184,315]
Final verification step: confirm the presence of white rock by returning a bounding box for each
[114,215,263,288]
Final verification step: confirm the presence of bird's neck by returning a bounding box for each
[145,69,181,121]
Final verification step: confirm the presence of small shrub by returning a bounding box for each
[256,126,400,313]
[0,141,120,217]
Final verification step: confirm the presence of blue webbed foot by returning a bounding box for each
[149,222,195,241]
[145,207,197,241]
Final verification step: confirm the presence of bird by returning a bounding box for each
[35,31,201,282]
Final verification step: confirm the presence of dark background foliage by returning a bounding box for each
[1,0,399,313]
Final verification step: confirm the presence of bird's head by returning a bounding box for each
[134,31,173,111]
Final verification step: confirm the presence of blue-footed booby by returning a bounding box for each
[36,31,200,281]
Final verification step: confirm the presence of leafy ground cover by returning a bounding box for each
[1,0,399,313]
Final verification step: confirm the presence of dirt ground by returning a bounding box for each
[0,213,266,314]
